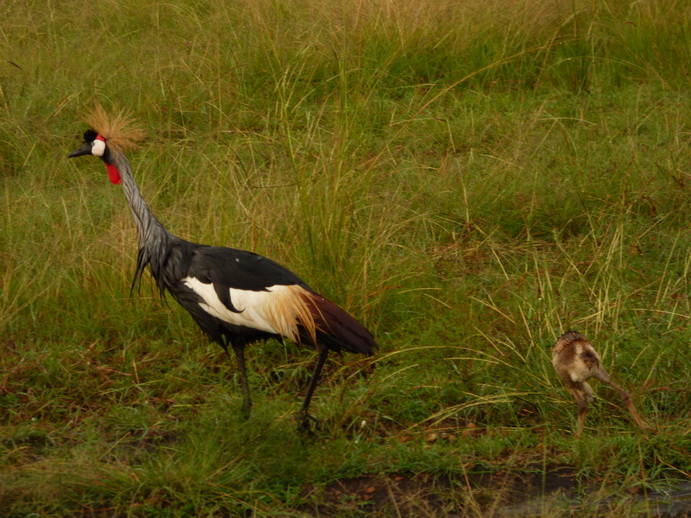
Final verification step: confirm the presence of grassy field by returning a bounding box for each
[1,0,690,515]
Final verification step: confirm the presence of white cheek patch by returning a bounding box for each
[92,139,106,157]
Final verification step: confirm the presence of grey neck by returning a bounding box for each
[110,151,171,253]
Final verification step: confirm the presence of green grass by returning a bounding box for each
[1,0,690,515]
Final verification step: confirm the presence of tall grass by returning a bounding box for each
[1,0,689,515]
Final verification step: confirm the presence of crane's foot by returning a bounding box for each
[637,423,653,434]
[239,398,252,420]
[296,411,320,438]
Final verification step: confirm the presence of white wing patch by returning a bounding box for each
[182,277,317,343]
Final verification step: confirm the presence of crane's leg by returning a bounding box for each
[592,370,650,433]
[297,344,329,431]
[230,343,252,419]
[570,387,588,437]
[604,380,649,432]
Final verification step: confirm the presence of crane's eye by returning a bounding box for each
[91,138,106,157]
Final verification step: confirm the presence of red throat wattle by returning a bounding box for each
[106,163,122,185]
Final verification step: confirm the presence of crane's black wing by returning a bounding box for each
[163,242,311,313]
[184,245,309,289]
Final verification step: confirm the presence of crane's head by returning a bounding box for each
[68,105,145,185]
[69,129,107,158]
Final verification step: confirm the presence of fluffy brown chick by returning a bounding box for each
[552,331,649,437]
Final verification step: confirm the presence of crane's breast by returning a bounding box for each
[181,277,316,342]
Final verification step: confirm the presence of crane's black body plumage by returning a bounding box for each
[69,120,376,427]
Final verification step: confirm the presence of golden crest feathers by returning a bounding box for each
[84,104,146,151]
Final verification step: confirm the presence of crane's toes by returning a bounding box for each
[297,412,318,427]
[239,400,252,420]
[296,411,320,437]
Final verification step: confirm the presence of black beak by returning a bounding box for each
[68,143,92,158]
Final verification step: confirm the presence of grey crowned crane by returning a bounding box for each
[552,331,648,437]
[68,106,377,429]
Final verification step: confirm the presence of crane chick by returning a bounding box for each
[552,331,648,437]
